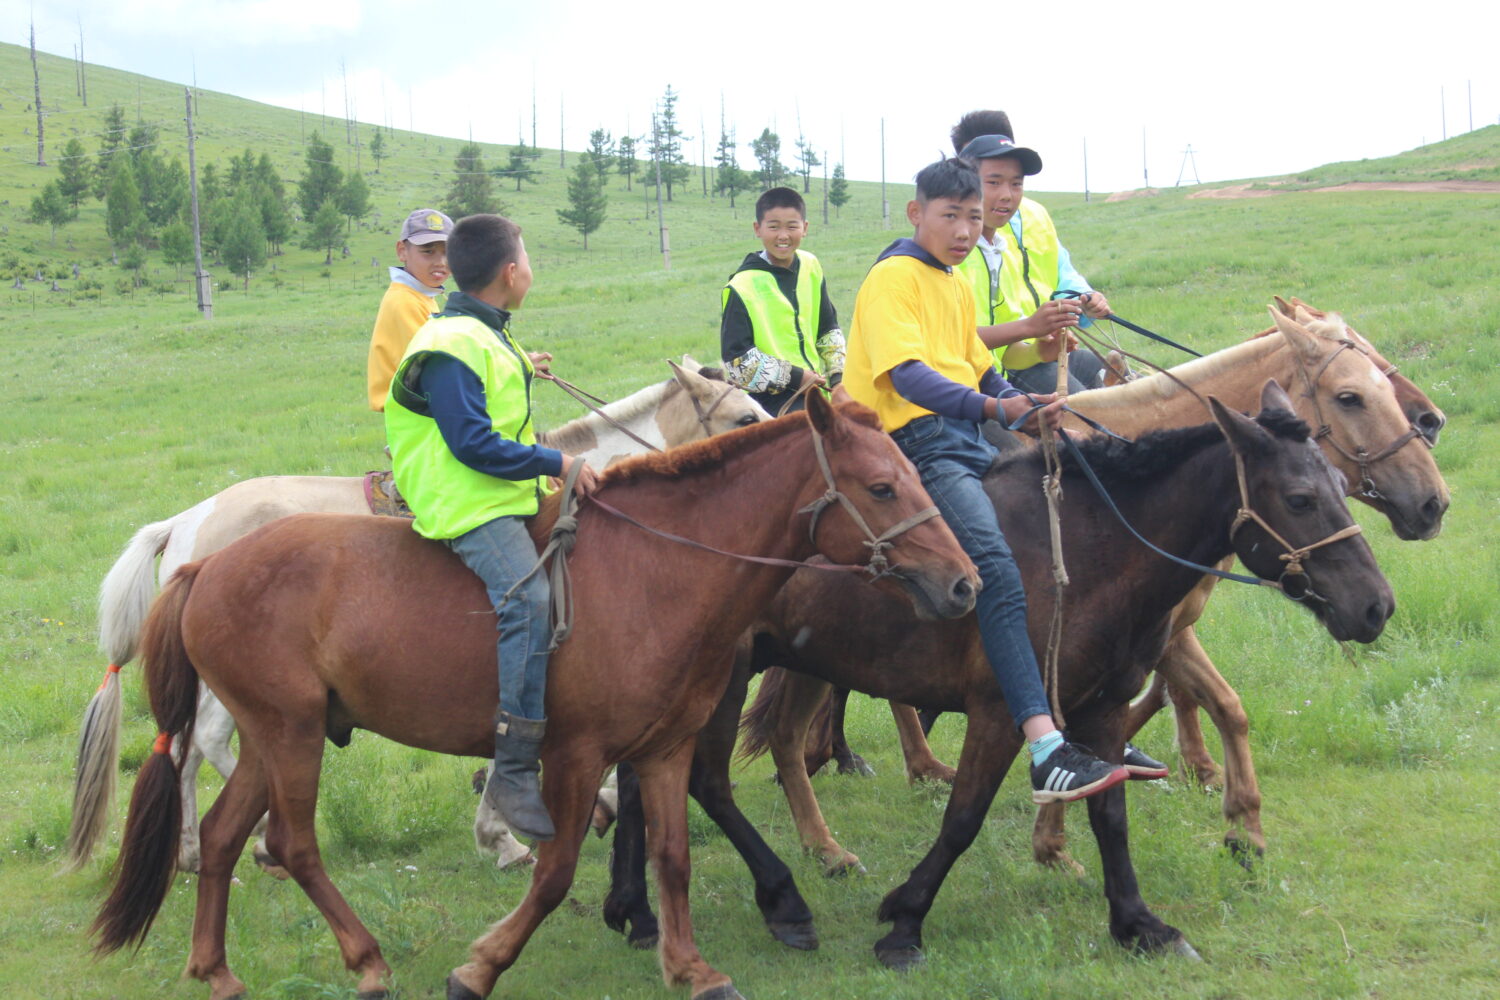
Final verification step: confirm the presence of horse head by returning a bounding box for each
[1208,380,1393,643]
[799,391,978,622]
[662,356,771,441]
[1268,307,1449,541]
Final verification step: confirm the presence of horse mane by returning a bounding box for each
[599,401,881,488]
[992,408,1311,488]
[1069,337,1280,410]
[539,381,673,454]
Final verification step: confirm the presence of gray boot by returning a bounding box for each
[487,711,555,842]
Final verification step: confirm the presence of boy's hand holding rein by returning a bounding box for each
[988,392,1067,436]
[559,454,599,498]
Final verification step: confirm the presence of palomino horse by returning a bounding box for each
[67,359,768,875]
[603,382,1392,967]
[814,302,1448,861]
[90,395,978,1000]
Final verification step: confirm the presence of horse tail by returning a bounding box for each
[92,562,203,955]
[736,667,836,774]
[64,517,176,871]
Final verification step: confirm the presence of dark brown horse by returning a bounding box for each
[90,394,978,1000]
[603,382,1392,968]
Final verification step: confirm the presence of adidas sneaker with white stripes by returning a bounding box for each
[1030,742,1129,804]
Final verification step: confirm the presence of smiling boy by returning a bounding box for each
[720,187,844,414]
[366,208,455,411]
[844,157,1128,803]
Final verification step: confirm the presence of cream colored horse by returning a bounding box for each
[69,359,769,873]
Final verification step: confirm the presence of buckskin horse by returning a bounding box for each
[68,359,768,875]
[90,394,977,1000]
[602,382,1393,968]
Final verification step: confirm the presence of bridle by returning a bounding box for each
[686,380,741,440]
[1286,335,1432,505]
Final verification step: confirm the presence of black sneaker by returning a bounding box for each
[1031,742,1129,804]
[1122,743,1169,781]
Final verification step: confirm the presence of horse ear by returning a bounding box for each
[666,359,705,393]
[1273,295,1294,317]
[1207,393,1268,457]
[805,388,838,436]
[1260,378,1295,414]
[1269,307,1322,361]
[679,353,701,372]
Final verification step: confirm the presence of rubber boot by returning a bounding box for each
[486,711,555,842]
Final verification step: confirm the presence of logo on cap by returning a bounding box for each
[425,213,444,231]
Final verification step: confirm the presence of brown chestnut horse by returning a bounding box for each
[90,394,978,1000]
[604,383,1393,968]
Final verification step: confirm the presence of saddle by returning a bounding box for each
[362,471,414,519]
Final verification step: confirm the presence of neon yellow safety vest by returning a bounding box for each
[992,198,1065,372]
[722,250,827,373]
[384,313,544,540]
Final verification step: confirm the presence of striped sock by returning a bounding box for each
[1029,730,1064,766]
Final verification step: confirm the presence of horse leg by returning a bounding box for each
[449,762,602,999]
[185,736,269,1000]
[601,762,660,949]
[592,768,619,836]
[175,730,205,874]
[1070,711,1199,959]
[828,688,874,776]
[876,708,1017,970]
[890,702,956,784]
[259,729,392,996]
[767,671,864,875]
[1166,627,1264,860]
[636,745,742,1000]
[1030,801,1085,875]
[688,651,816,950]
[1159,629,1223,787]
[1121,670,1169,743]
[472,764,536,869]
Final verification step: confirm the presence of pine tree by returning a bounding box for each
[750,129,787,190]
[337,172,371,233]
[616,135,637,191]
[302,200,344,264]
[587,129,615,179]
[29,181,77,244]
[639,87,691,200]
[93,104,127,200]
[297,132,343,218]
[105,155,146,248]
[497,140,542,192]
[556,155,608,250]
[160,220,194,275]
[369,130,386,173]
[829,163,851,217]
[446,142,501,217]
[795,138,821,194]
[222,195,268,289]
[713,126,754,209]
[57,138,91,207]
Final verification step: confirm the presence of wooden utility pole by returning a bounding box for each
[559,96,565,168]
[1142,127,1149,189]
[653,113,671,271]
[1083,138,1090,203]
[1440,86,1447,141]
[822,152,829,225]
[880,118,889,228]
[78,16,88,106]
[30,21,45,166]
[185,89,212,319]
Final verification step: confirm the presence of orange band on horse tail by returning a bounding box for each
[96,663,122,692]
[152,732,172,755]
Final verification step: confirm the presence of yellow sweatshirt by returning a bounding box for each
[366,273,441,411]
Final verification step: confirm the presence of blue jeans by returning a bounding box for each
[890,415,1052,727]
[445,516,551,720]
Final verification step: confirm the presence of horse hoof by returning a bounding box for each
[875,945,925,971]
[447,972,484,1000]
[1170,937,1203,962]
[1224,835,1264,872]
[768,920,819,951]
[628,928,659,951]
[837,755,876,778]
[823,856,866,877]
[691,984,744,1000]
[356,991,390,1000]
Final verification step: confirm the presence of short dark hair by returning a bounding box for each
[950,110,1016,156]
[914,158,981,204]
[755,186,806,222]
[447,214,523,292]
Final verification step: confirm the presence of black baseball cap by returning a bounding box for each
[957,134,1042,176]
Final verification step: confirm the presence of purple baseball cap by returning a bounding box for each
[399,209,454,245]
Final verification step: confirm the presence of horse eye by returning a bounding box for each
[736,414,758,427]
[1336,391,1363,408]
[1286,493,1313,512]
[869,483,895,500]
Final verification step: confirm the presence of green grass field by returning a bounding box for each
[2,44,1498,1000]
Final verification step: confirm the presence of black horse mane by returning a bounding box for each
[990,407,1310,488]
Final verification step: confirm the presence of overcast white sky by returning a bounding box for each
[11,0,1500,193]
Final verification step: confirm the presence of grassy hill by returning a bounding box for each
[1270,124,1500,187]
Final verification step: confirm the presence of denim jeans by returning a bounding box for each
[890,414,1052,727]
[445,515,551,720]
[1006,348,1105,396]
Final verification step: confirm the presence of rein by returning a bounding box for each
[539,372,663,454]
